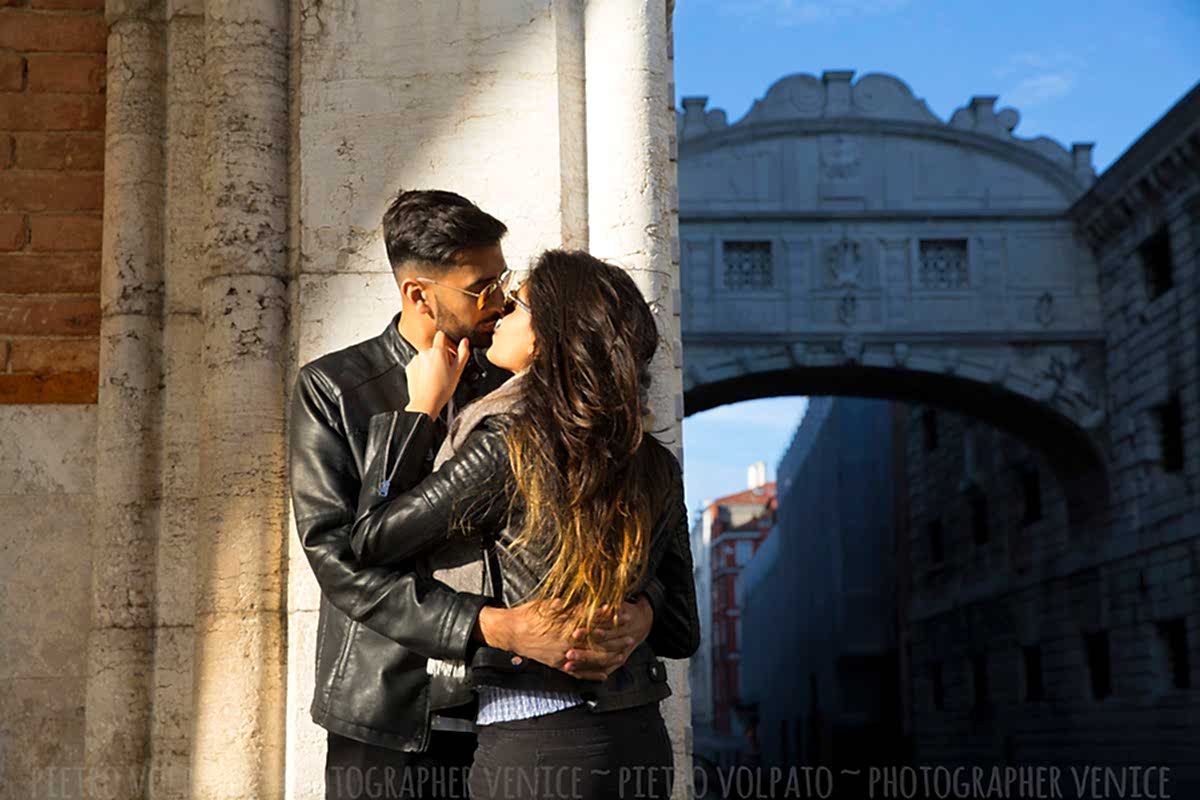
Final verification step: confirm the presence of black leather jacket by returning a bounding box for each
[288,312,698,752]
[289,312,513,751]
[350,411,700,716]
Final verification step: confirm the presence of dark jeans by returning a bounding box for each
[468,702,674,800]
[326,729,477,800]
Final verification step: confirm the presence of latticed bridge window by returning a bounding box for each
[722,240,773,290]
[919,239,968,289]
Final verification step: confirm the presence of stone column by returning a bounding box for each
[585,1,692,797]
[148,2,206,798]
[84,3,166,799]
[190,1,289,798]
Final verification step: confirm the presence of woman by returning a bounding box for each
[349,249,699,799]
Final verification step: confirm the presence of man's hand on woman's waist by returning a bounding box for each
[471,594,654,682]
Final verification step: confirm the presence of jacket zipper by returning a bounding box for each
[378,413,399,496]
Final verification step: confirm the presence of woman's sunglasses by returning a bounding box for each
[501,283,532,317]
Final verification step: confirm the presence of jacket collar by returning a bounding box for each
[380,309,494,388]
[380,310,418,365]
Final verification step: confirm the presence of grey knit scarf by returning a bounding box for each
[423,370,526,680]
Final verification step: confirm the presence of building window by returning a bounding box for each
[736,540,754,565]
[1023,644,1044,702]
[971,653,990,709]
[928,519,944,565]
[1152,394,1185,474]
[963,425,986,483]
[919,239,969,289]
[1020,465,1042,525]
[1156,618,1191,690]
[922,409,939,452]
[1138,225,1173,301]
[930,662,944,711]
[722,241,773,290]
[1085,631,1113,700]
[969,487,990,546]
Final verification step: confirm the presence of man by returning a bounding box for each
[289,190,669,800]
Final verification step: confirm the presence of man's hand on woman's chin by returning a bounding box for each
[472,595,655,682]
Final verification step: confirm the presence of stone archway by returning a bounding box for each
[676,69,1113,529]
[683,357,1109,530]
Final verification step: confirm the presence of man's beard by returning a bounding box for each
[435,306,497,351]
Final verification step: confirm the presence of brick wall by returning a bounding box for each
[0,0,105,404]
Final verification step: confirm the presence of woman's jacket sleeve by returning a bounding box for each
[637,458,701,659]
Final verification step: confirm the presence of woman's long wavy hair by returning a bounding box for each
[496,249,677,635]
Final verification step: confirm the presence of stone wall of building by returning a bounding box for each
[0,406,96,796]
[0,2,692,798]
[904,82,1200,790]
[739,396,900,769]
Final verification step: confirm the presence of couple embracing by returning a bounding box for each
[289,189,699,800]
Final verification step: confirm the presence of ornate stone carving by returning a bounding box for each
[820,135,860,181]
[841,334,864,363]
[1036,292,1055,327]
[948,95,1080,174]
[678,96,729,141]
[739,71,939,125]
[819,134,863,199]
[839,292,858,325]
[825,237,864,287]
[741,73,824,122]
[1030,346,1104,425]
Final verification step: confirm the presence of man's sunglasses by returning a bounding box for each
[414,269,516,311]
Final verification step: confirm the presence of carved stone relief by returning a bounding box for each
[819,134,863,199]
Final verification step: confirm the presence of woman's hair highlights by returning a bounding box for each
[499,249,677,637]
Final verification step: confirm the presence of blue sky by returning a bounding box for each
[674,0,1200,523]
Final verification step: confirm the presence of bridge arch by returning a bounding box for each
[677,69,1114,531]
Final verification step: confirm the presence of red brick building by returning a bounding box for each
[0,0,105,404]
[706,480,776,734]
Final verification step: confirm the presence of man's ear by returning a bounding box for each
[396,272,434,317]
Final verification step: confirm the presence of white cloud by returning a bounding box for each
[1005,72,1075,109]
[992,49,1084,81]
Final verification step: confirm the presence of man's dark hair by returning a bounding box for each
[382,189,508,275]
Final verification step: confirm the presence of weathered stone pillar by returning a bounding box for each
[585,0,679,442]
[84,3,166,799]
[585,1,692,797]
[148,2,206,798]
[191,1,289,798]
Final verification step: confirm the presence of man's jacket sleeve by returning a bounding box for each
[351,414,512,567]
[288,364,490,663]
